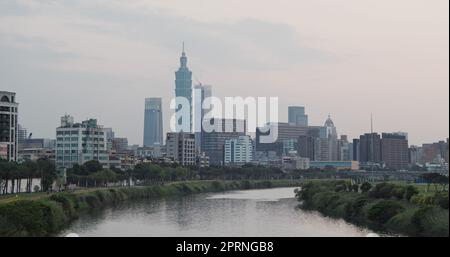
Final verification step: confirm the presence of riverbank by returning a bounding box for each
[0,180,302,236]
[296,180,449,237]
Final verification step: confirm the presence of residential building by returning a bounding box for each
[166,132,196,166]
[224,135,253,166]
[55,115,108,171]
[0,91,18,161]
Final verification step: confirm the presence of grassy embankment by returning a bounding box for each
[0,179,301,236]
[296,180,449,237]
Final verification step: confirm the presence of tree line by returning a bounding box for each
[0,159,57,194]
[66,161,286,188]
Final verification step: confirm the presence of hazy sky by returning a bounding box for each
[1,0,448,145]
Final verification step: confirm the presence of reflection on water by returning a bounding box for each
[60,187,373,237]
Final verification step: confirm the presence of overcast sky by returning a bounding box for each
[1,0,448,145]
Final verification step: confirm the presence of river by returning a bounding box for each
[60,187,375,237]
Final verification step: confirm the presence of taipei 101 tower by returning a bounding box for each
[175,42,193,132]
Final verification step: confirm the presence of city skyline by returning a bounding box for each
[1,0,448,146]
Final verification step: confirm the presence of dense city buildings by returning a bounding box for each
[256,122,314,155]
[338,135,352,161]
[55,115,108,171]
[310,161,359,171]
[135,145,165,159]
[224,135,253,166]
[0,91,18,161]
[112,137,129,154]
[281,154,310,170]
[166,132,196,166]
[175,44,193,132]
[288,106,308,126]
[202,119,246,165]
[421,140,449,164]
[143,98,163,147]
[17,137,55,162]
[297,134,315,160]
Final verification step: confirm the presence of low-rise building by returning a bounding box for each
[310,161,359,171]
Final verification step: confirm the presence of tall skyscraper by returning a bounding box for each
[359,133,382,163]
[381,133,409,170]
[175,43,193,132]
[324,115,338,161]
[193,84,212,151]
[143,98,163,147]
[17,124,27,144]
[288,106,308,126]
[0,91,18,161]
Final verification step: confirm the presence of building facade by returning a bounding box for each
[358,133,382,163]
[0,91,18,161]
[166,132,196,166]
[224,135,253,166]
[381,133,409,170]
[201,119,246,165]
[143,98,163,147]
[56,115,108,171]
[175,45,193,132]
[288,106,308,126]
[193,84,212,151]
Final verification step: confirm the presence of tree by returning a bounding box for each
[37,158,57,192]
[404,185,419,201]
[360,182,372,193]
[367,200,404,225]
[420,173,449,192]
[84,160,103,174]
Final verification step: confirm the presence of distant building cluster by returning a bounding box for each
[2,45,448,175]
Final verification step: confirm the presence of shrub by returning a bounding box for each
[404,185,419,201]
[360,182,372,193]
[367,200,405,225]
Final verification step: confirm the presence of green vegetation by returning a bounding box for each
[0,159,57,194]
[0,179,301,236]
[296,180,449,237]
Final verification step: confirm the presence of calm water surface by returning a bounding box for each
[60,187,375,237]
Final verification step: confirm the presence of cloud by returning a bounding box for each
[0,0,330,74]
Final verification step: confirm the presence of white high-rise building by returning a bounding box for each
[224,135,253,166]
[166,132,196,166]
[56,115,108,171]
[0,91,18,161]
